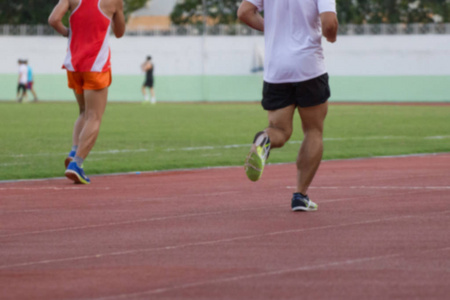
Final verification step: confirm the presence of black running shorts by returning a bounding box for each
[261,73,330,111]
[17,83,27,94]
[143,78,154,88]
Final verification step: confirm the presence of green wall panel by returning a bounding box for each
[1,74,449,102]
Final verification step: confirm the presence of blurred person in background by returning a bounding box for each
[25,59,39,102]
[48,0,125,184]
[239,0,338,212]
[141,55,156,104]
[16,59,28,102]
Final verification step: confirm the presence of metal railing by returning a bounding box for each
[1,23,450,36]
[337,23,450,35]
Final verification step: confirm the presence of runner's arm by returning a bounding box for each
[141,62,151,72]
[237,1,264,32]
[321,12,338,43]
[112,0,126,38]
[48,0,70,37]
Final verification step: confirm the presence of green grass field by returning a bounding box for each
[0,102,449,181]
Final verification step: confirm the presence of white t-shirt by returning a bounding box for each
[245,0,336,83]
[18,64,28,84]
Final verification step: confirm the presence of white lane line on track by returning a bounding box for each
[287,186,450,190]
[1,210,448,270]
[1,152,448,185]
[0,187,111,191]
[0,190,419,237]
[0,191,240,216]
[0,202,278,238]
[2,135,450,158]
[89,247,450,300]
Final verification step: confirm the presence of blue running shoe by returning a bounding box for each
[65,161,90,184]
[291,193,318,212]
[65,150,76,169]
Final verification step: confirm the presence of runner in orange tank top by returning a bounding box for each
[49,0,125,184]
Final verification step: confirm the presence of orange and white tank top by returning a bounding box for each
[63,0,111,72]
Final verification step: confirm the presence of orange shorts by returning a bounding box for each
[67,70,112,94]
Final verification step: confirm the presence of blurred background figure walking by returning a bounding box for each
[25,59,38,102]
[16,59,28,102]
[141,55,156,104]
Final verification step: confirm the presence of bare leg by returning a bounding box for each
[72,91,86,147]
[31,88,38,101]
[17,90,27,102]
[76,88,108,159]
[296,102,328,194]
[245,104,296,182]
[150,87,156,103]
[265,104,296,148]
[142,86,149,101]
[22,91,28,102]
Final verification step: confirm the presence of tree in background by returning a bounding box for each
[171,0,240,25]
[338,0,449,24]
[170,0,449,26]
[0,0,55,24]
[124,0,148,20]
[0,0,148,24]
[1,0,449,26]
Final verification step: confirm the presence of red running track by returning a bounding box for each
[0,154,449,300]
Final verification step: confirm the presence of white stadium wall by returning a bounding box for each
[1,35,449,101]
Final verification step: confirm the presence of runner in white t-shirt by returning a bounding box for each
[17,59,28,102]
[239,0,338,212]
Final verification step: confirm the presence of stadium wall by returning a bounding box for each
[1,36,449,102]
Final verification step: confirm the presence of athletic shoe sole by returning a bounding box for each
[292,205,318,212]
[245,146,264,182]
[65,169,90,185]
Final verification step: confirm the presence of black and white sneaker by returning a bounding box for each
[291,193,318,212]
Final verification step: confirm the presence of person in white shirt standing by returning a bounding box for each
[17,59,28,102]
[239,0,338,212]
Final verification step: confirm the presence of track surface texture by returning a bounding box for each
[1,154,449,300]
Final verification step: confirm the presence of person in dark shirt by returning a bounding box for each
[141,56,156,104]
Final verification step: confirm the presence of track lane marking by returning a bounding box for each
[0,191,240,216]
[0,190,421,237]
[287,186,450,190]
[0,187,111,191]
[1,210,448,270]
[90,247,450,300]
[1,152,448,185]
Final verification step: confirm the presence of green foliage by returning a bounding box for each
[1,0,448,25]
[0,0,147,25]
[338,0,450,24]
[171,0,241,25]
[0,0,55,24]
[123,0,148,19]
[170,0,450,25]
